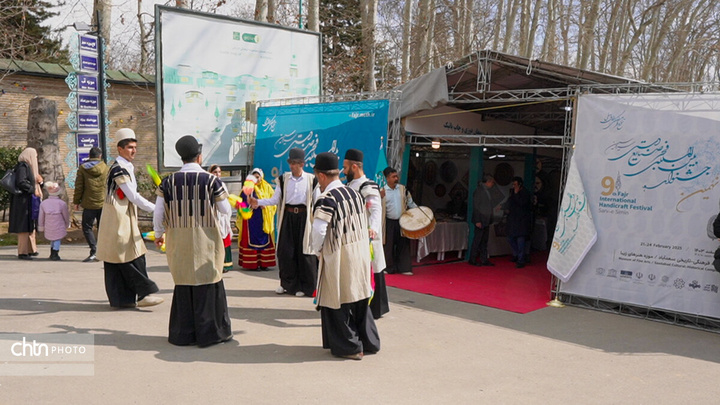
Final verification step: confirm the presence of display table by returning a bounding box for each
[416,221,469,262]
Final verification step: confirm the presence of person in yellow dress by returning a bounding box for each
[237,168,277,270]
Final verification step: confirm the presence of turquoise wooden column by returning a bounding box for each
[400,145,411,184]
[524,153,535,188]
[465,147,483,259]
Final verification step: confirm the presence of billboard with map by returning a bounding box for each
[155,6,321,168]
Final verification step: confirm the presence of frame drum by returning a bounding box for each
[399,207,436,239]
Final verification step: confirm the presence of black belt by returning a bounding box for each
[286,205,306,214]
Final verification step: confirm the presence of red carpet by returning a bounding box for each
[386,252,553,314]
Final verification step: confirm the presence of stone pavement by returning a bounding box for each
[1,244,720,404]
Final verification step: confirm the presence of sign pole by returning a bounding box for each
[96,10,107,162]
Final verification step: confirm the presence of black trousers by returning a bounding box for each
[81,208,102,253]
[469,224,491,264]
[369,272,390,319]
[384,218,411,274]
[168,280,232,347]
[277,211,318,295]
[321,298,381,356]
[103,255,159,307]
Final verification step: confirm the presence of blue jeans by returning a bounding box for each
[50,240,61,251]
[508,236,527,263]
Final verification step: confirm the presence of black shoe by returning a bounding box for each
[516,262,525,268]
[198,335,233,348]
[481,261,495,266]
[18,254,33,260]
[29,251,39,257]
[83,254,98,263]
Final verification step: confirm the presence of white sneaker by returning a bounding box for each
[137,296,164,307]
[401,271,414,276]
[295,291,305,297]
[275,286,286,294]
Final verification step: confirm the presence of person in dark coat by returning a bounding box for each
[469,174,504,266]
[9,147,43,260]
[73,146,109,262]
[503,176,533,268]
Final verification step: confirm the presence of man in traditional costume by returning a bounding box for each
[249,148,317,297]
[96,128,164,308]
[237,168,277,270]
[343,149,389,319]
[153,135,233,347]
[312,152,381,360]
[381,167,417,275]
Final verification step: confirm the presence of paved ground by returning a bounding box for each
[1,244,720,404]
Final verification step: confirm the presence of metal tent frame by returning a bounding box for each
[403,49,720,331]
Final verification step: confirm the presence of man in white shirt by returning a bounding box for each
[343,149,389,319]
[381,167,417,275]
[96,128,163,308]
[249,148,317,297]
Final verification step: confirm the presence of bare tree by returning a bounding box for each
[93,0,113,49]
[540,0,558,61]
[361,0,379,91]
[401,0,413,81]
[307,0,320,31]
[255,0,269,21]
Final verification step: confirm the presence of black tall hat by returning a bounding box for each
[344,148,364,163]
[315,152,339,171]
[288,148,305,161]
[175,135,202,159]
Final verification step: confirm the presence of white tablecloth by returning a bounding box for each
[416,221,469,261]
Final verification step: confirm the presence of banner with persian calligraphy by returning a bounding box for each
[547,155,597,282]
[254,100,389,181]
[560,93,720,318]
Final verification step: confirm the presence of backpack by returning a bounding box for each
[0,166,19,195]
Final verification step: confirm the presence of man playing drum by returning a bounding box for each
[381,167,417,275]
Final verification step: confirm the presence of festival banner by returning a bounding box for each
[254,100,390,181]
[547,155,597,282]
[560,93,720,318]
[155,6,321,168]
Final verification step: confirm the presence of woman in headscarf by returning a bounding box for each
[209,164,234,272]
[9,147,43,260]
[236,168,277,270]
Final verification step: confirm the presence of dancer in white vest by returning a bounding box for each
[312,152,380,360]
[249,148,318,297]
[342,148,389,319]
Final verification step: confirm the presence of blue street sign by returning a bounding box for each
[78,113,100,130]
[76,133,99,148]
[79,35,98,53]
[77,150,91,165]
[80,55,98,73]
[78,75,98,92]
[78,94,99,110]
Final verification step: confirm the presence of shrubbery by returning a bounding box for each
[0,146,24,215]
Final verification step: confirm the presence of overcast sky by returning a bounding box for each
[47,1,251,47]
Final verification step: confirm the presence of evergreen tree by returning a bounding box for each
[319,0,364,94]
[0,0,68,62]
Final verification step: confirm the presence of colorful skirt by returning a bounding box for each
[238,223,276,270]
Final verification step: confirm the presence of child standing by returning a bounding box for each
[38,182,70,261]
